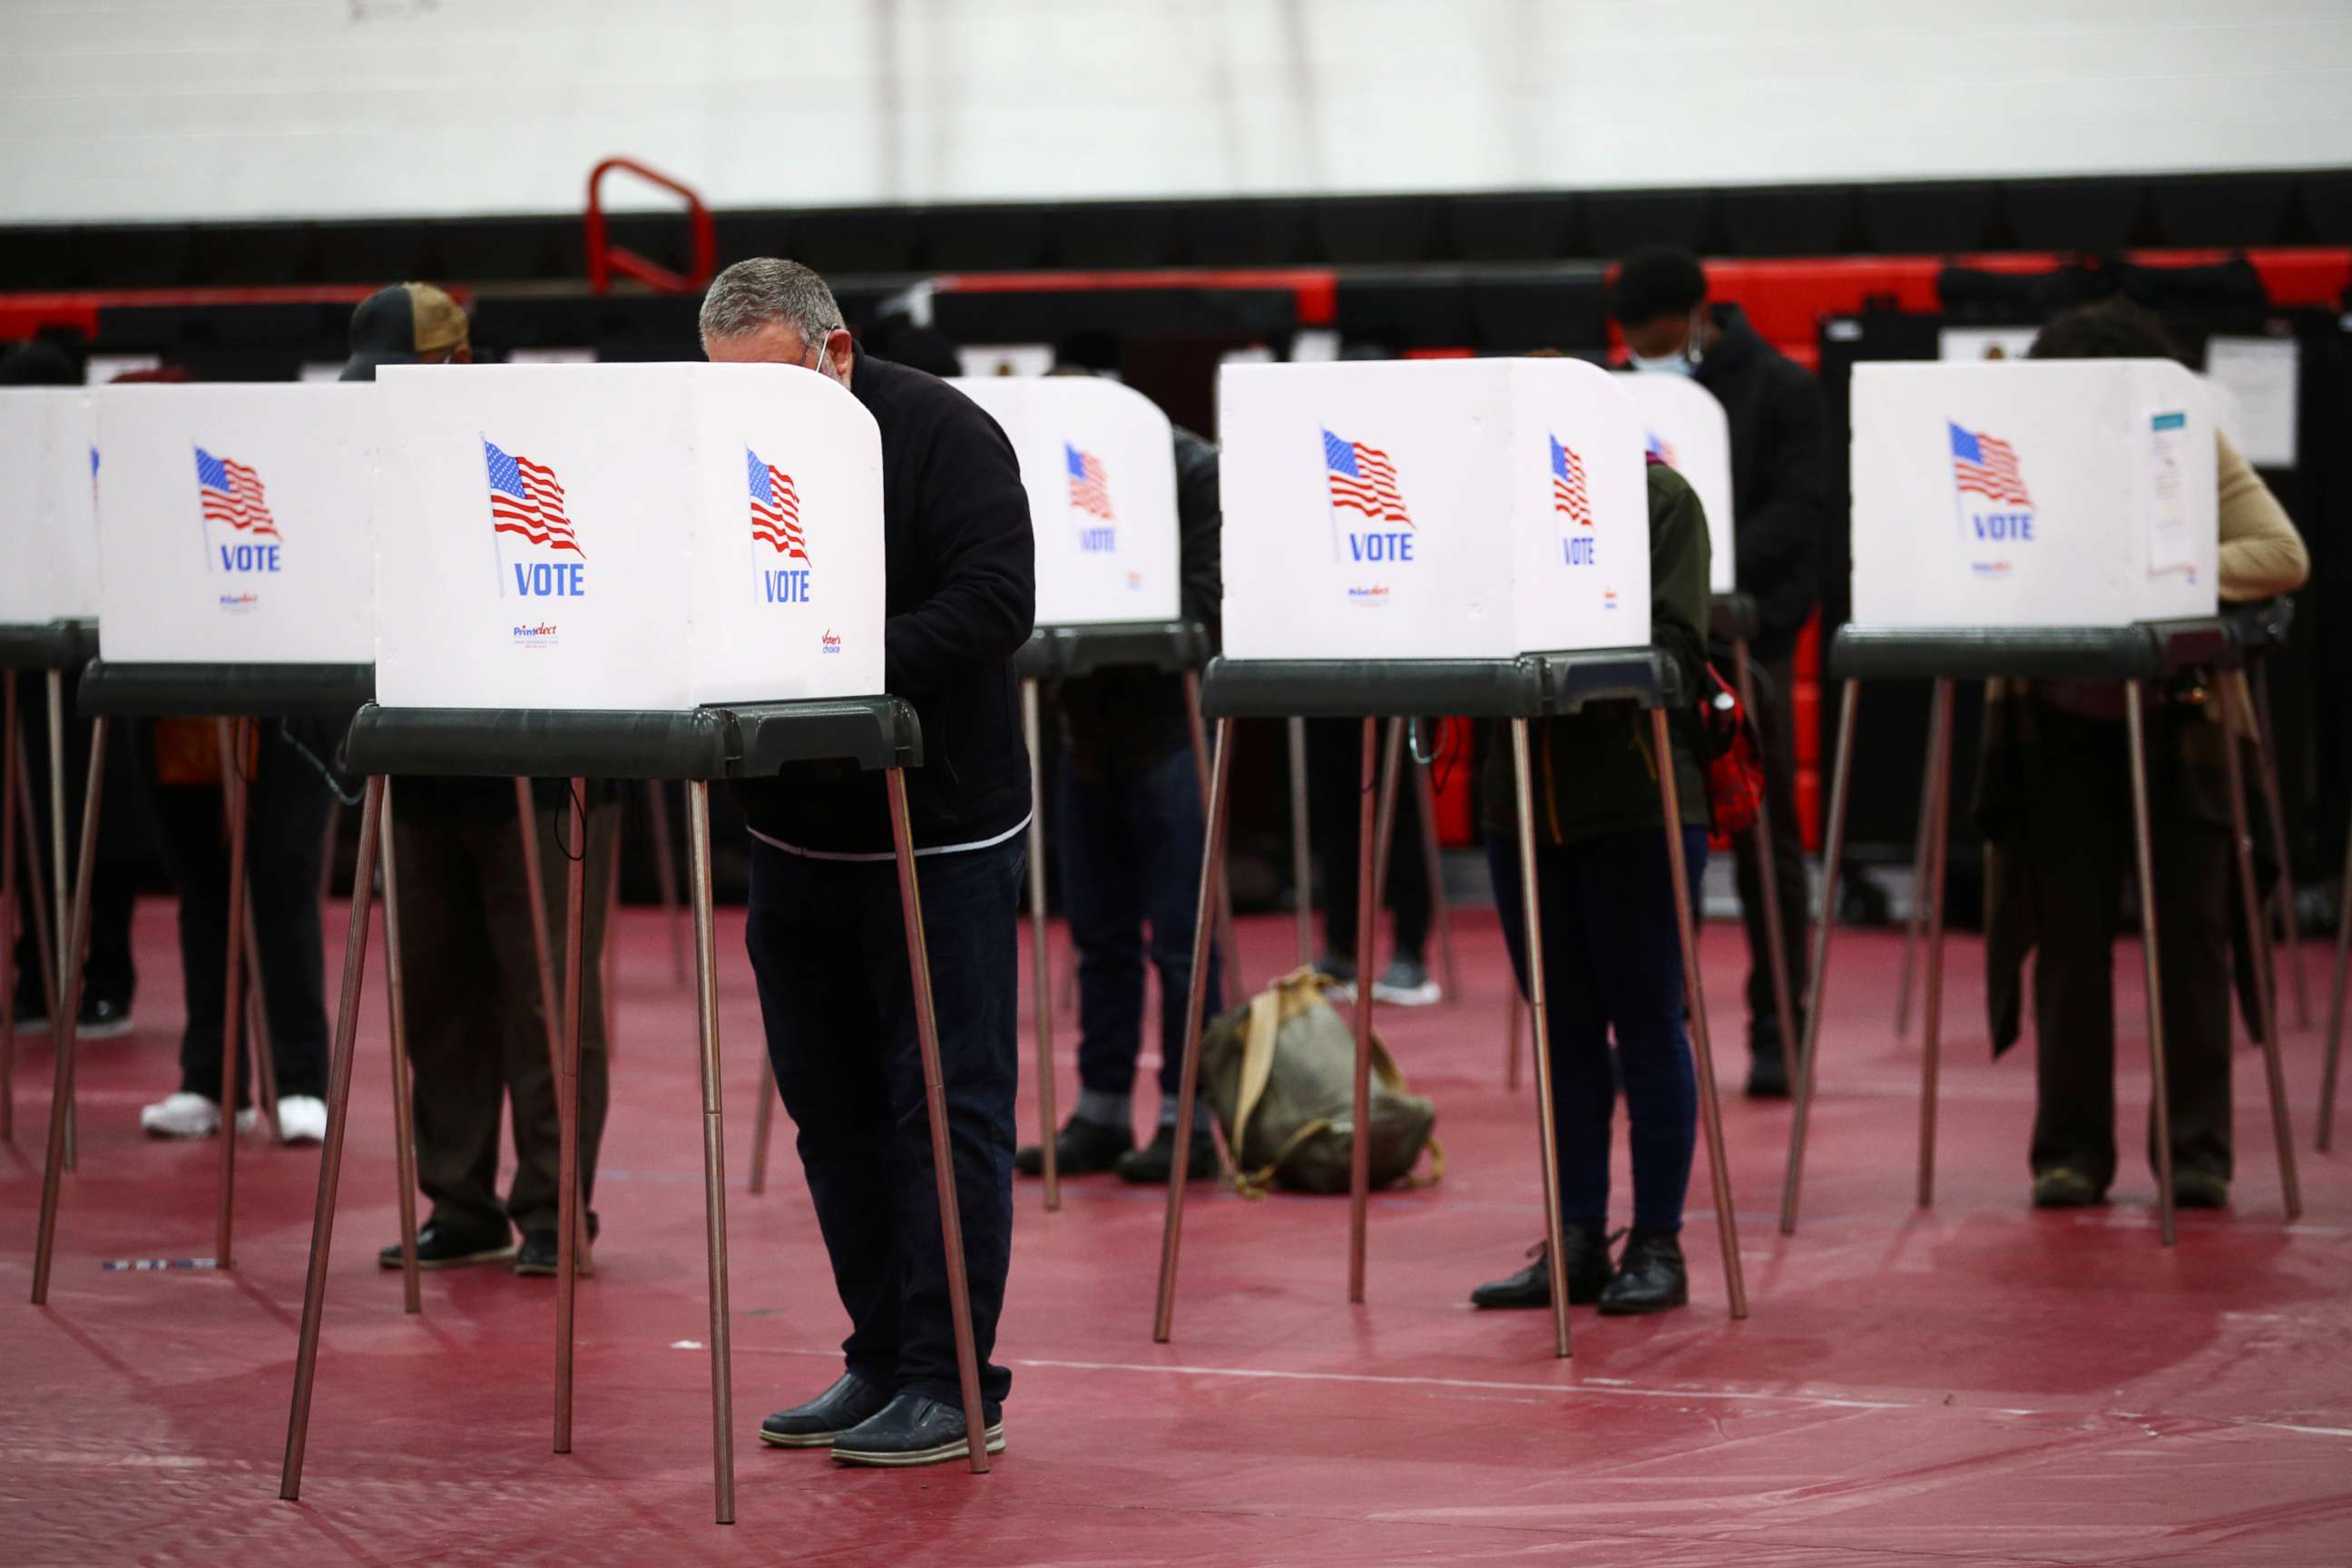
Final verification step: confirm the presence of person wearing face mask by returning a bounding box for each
[701,259,1036,1469]
[1611,244,1829,1099]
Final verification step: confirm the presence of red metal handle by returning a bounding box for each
[584,156,717,296]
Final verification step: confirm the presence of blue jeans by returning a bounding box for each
[1486,826,1708,1235]
[745,833,1023,1407]
[1058,746,1221,1111]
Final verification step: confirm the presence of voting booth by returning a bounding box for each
[0,388,101,1152]
[1152,358,1744,1362]
[376,362,885,710]
[1781,358,2294,1251]
[1615,372,1737,596]
[948,374,1180,626]
[32,384,389,1306]
[281,362,993,1524]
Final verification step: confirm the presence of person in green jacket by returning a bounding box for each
[1473,454,1715,1316]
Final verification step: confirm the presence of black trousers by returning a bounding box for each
[1729,653,1810,1059]
[2026,705,2233,1187]
[143,723,333,1104]
[393,790,615,1240]
[9,671,142,1015]
[1306,717,1430,965]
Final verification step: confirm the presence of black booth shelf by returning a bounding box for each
[1828,618,2241,684]
[344,697,922,782]
[0,620,96,671]
[77,660,374,720]
[1011,621,1212,682]
[1200,648,1674,721]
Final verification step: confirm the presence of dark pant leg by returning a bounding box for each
[1132,745,1221,1102]
[746,840,905,1391]
[2027,710,2131,1190]
[245,731,333,1101]
[1576,826,1705,1235]
[395,800,510,1238]
[857,838,1023,1408]
[487,796,616,1236]
[1486,834,1614,1230]
[1308,717,1365,961]
[2152,750,2234,1181]
[1730,655,1809,1057]
[10,674,141,1014]
[152,782,235,1103]
[1058,754,1147,1103]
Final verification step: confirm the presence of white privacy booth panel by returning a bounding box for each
[0,388,101,626]
[948,375,1179,626]
[375,363,886,711]
[1851,360,2218,629]
[94,383,377,663]
[1615,372,1736,595]
[1219,357,1647,661]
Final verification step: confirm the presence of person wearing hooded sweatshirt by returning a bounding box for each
[1611,244,1829,1100]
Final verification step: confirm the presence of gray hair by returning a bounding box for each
[698,258,844,348]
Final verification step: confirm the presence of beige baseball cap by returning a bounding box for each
[340,282,469,381]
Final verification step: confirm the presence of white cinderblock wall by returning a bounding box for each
[2,0,2347,224]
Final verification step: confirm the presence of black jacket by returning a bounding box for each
[1054,425,1223,775]
[1694,303,1829,662]
[732,349,1036,854]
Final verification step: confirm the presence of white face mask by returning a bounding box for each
[1628,349,1696,377]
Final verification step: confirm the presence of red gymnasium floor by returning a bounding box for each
[3,894,2347,1567]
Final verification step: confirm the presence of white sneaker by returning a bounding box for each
[235,1106,263,1136]
[141,1092,222,1139]
[276,1095,328,1145]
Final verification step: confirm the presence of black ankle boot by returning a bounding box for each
[1470,1223,1612,1308]
[1598,1229,1688,1316]
[1014,1114,1132,1177]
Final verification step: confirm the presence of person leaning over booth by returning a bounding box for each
[1979,298,2308,1214]
[700,260,1036,1468]
[340,284,625,1279]
[1612,245,1828,1099]
[1473,423,1715,1318]
[1016,386,1225,1187]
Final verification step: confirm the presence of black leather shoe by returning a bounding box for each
[1746,1051,1791,1099]
[2171,1167,2230,1210]
[760,1372,893,1449]
[830,1392,1004,1468]
[2032,1166,2105,1209]
[377,1221,513,1270]
[1114,1123,1220,1184]
[1598,1230,1688,1316]
[1471,1224,1612,1308]
[514,1212,602,1277]
[1014,1114,1133,1177]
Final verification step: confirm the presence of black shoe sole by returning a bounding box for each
[378,1243,514,1270]
[830,1423,1005,1467]
[760,1426,852,1449]
[514,1250,595,1279]
[1597,1290,1689,1317]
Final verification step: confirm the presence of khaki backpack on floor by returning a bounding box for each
[1196,967,1442,1197]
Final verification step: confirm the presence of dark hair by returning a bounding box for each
[1609,245,1708,326]
[0,340,79,386]
[2026,297,2184,363]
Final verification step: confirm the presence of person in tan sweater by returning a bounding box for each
[1976,298,2308,1213]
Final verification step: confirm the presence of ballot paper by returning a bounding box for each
[2203,335,2299,468]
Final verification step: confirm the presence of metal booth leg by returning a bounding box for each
[1731,638,1798,1064]
[645,779,690,986]
[1183,671,1242,1006]
[2124,683,2179,1248]
[242,887,279,1139]
[884,766,992,1473]
[1367,719,1406,975]
[9,724,63,1147]
[1895,686,1951,1037]
[515,779,591,1263]
[1781,681,1859,1235]
[1509,719,1573,1357]
[1,671,15,1144]
[1347,718,1379,1304]
[686,780,738,1523]
[1651,709,1748,1319]
[2220,677,2301,1219]
[603,804,623,1059]
[2250,666,2309,1029]
[1154,717,1235,1344]
[1413,755,1461,1004]
[279,775,386,1499]
[1915,681,1956,1210]
[46,671,74,1171]
[2318,797,2352,1152]
[1288,715,1313,968]
[554,778,588,1453]
[1020,678,1060,1210]
[29,715,104,1304]
[217,719,253,1266]
[378,782,422,1313]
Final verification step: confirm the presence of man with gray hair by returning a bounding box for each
[702,259,1037,1467]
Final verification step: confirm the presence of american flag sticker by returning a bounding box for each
[1949,421,2033,507]
[1644,429,1679,469]
[1065,443,1114,520]
[747,446,806,559]
[483,438,582,556]
[1550,436,1593,527]
[195,448,279,539]
[1322,427,1411,527]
